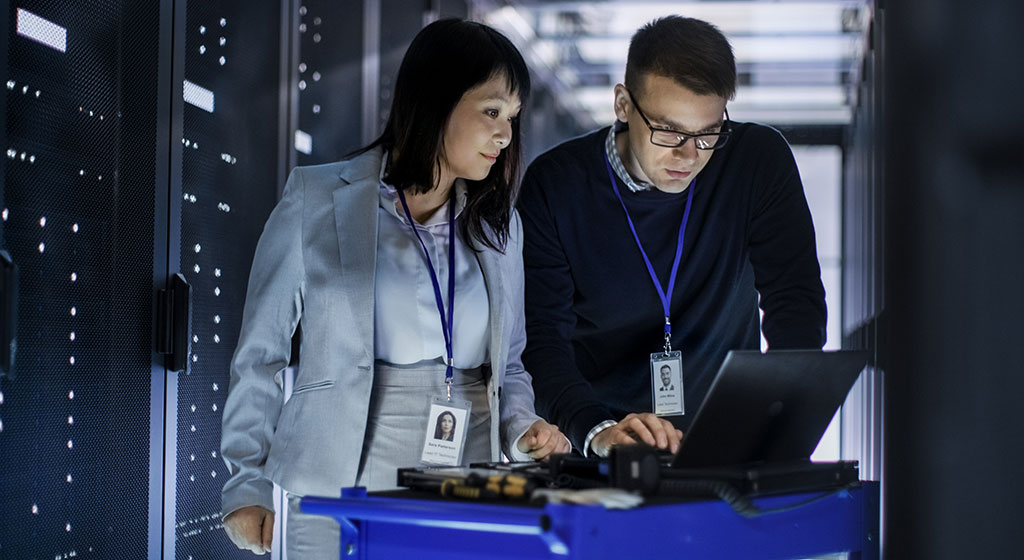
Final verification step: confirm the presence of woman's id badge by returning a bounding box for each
[650,351,685,416]
[421,395,471,466]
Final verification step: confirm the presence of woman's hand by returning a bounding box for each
[223,505,275,555]
[516,419,571,460]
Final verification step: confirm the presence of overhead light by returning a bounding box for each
[572,85,850,125]
[569,35,859,65]
[480,1,868,128]
[727,107,852,125]
[734,85,846,107]
[484,6,536,41]
[531,2,851,36]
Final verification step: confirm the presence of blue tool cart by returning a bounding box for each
[301,482,879,559]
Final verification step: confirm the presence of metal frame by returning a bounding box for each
[280,0,299,195]
[839,3,883,485]
[161,0,188,557]
[273,4,298,554]
[151,0,177,557]
[0,2,7,249]
[361,0,381,145]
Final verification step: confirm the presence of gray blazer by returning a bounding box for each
[220,147,541,516]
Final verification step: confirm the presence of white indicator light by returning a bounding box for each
[183,80,215,113]
[294,130,312,155]
[16,9,67,53]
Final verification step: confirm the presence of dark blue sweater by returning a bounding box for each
[518,123,827,450]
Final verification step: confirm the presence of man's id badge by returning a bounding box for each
[650,351,685,416]
[421,395,471,466]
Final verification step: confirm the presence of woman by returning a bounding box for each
[219,18,569,558]
[434,411,457,441]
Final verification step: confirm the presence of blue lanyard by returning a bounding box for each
[603,154,695,353]
[396,187,456,396]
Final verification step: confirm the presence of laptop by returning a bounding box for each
[670,349,869,469]
[396,349,869,500]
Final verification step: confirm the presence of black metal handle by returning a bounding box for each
[157,272,191,372]
[1,250,17,379]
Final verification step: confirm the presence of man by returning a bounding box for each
[518,16,826,458]
[658,365,674,392]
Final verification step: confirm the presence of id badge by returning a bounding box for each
[421,395,472,466]
[650,351,685,416]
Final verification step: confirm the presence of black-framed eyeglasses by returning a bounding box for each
[628,90,731,150]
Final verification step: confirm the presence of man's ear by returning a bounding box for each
[612,84,630,123]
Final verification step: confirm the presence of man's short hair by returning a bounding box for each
[625,16,737,101]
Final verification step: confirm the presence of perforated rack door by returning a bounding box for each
[171,2,282,559]
[0,2,162,558]
[292,0,365,166]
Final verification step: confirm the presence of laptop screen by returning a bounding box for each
[670,349,869,468]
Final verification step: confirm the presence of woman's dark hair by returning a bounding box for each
[434,411,457,441]
[357,18,530,252]
[625,16,736,101]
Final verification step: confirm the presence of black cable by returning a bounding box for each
[738,488,845,517]
[657,479,845,518]
[658,479,756,516]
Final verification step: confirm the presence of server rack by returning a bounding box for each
[169,2,285,559]
[0,1,287,558]
[0,2,165,558]
[0,1,481,557]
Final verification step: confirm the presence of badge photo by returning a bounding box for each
[650,351,685,416]
[421,396,471,466]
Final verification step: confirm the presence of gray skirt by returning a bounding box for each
[285,360,491,559]
[354,360,492,490]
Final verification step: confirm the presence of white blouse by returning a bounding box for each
[373,177,491,368]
